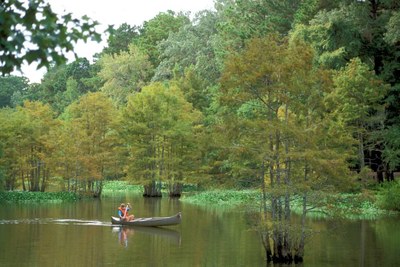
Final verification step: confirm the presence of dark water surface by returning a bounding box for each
[0,193,399,267]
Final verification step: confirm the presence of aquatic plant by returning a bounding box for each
[181,189,260,207]
[0,191,79,203]
[102,180,142,192]
[290,192,396,220]
[183,189,396,220]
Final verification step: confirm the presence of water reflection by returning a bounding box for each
[0,217,182,248]
[2,195,399,266]
[113,226,133,247]
[52,218,108,226]
[112,225,181,247]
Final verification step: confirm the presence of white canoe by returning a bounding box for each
[111,212,181,227]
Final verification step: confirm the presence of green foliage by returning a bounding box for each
[291,7,362,69]
[0,75,29,107]
[155,10,219,87]
[102,180,142,192]
[290,192,393,220]
[0,146,3,191]
[384,11,400,45]
[122,82,203,185]
[98,44,153,106]
[102,23,139,55]
[181,189,259,207]
[0,191,78,203]
[293,0,320,26]
[182,188,394,219]
[60,92,122,190]
[330,58,388,124]
[383,125,400,171]
[0,0,101,74]
[377,181,400,211]
[0,101,58,191]
[136,11,190,67]
[21,58,101,114]
[327,58,388,173]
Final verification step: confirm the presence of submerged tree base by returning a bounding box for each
[294,255,304,264]
[168,182,183,197]
[143,181,162,197]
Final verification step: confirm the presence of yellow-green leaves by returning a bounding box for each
[122,82,202,184]
[98,44,153,106]
[0,101,57,191]
[331,58,388,124]
[63,92,120,181]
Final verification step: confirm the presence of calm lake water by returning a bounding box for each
[0,192,399,267]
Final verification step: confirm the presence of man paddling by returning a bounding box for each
[118,203,135,222]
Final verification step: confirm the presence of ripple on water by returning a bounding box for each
[0,218,111,226]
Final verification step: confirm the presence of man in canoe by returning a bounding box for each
[118,203,135,222]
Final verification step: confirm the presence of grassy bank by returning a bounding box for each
[0,191,79,203]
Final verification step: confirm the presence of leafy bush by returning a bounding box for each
[377,181,400,211]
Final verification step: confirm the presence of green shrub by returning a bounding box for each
[377,181,400,211]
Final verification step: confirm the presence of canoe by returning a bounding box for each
[111,212,181,227]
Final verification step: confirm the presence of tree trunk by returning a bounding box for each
[295,192,307,263]
[168,182,182,197]
[260,161,272,262]
[21,170,26,191]
[143,180,162,197]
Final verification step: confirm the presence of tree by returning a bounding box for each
[20,101,58,192]
[136,11,190,67]
[62,92,120,197]
[102,23,139,55]
[219,35,352,263]
[27,58,99,114]
[155,10,220,112]
[213,0,306,68]
[98,44,153,106]
[0,75,29,107]
[293,0,400,180]
[155,10,220,85]
[122,82,202,197]
[384,11,400,45]
[0,108,25,190]
[0,101,58,191]
[0,0,101,74]
[328,58,388,183]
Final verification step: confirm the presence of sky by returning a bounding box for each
[18,0,215,83]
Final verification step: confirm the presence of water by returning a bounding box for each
[0,193,399,266]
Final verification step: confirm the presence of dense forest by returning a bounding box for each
[1,0,400,264]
